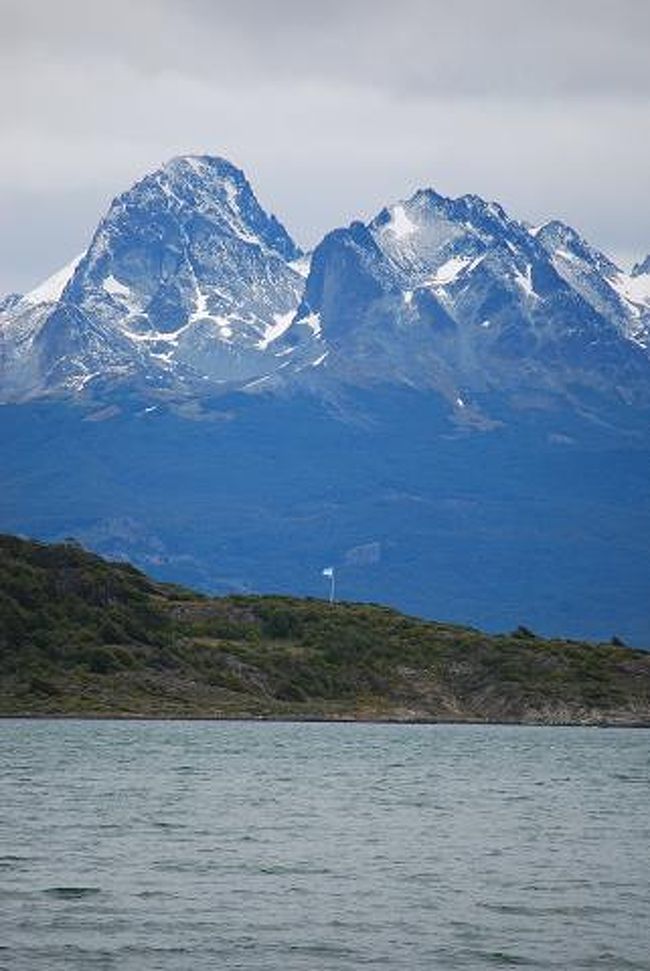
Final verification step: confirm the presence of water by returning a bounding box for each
[0,721,649,971]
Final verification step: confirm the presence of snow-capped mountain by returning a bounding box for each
[293,191,650,412]
[0,156,320,399]
[1,155,649,415]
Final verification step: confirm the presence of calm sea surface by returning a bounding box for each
[0,720,649,970]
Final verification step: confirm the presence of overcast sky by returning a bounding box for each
[1,0,649,293]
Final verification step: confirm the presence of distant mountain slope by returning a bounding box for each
[1,392,649,646]
[1,534,649,723]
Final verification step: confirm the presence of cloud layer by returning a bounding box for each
[1,0,648,292]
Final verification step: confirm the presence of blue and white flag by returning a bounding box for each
[322,566,334,577]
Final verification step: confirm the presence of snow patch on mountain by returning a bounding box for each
[289,254,312,278]
[24,254,83,305]
[103,275,132,299]
[513,263,535,298]
[428,254,485,287]
[386,204,418,240]
[429,255,473,285]
[609,269,650,312]
[257,310,296,349]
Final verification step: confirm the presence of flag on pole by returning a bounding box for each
[322,566,336,603]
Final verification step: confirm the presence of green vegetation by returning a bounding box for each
[1,534,649,723]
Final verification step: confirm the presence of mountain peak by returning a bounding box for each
[0,154,311,400]
[534,219,578,246]
[159,154,248,190]
[535,219,620,276]
[458,193,507,218]
[411,187,445,206]
[110,154,300,263]
[166,153,242,173]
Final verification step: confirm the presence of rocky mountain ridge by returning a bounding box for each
[1,155,649,419]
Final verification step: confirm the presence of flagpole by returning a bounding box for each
[322,566,335,604]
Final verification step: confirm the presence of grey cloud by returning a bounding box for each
[0,0,648,292]
[3,0,650,97]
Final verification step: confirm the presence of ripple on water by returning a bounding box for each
[0,721,648,971]
[42,887,103,900]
